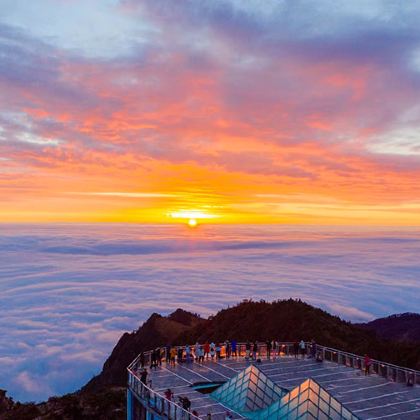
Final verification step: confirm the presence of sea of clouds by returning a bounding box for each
[0,224,419,402]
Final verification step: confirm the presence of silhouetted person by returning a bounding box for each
[198,345,204,363]
[177,347,183,362]
[140,368,148,385]
[150,350,156,369]
[225,340,231,358]
[204,341,210,359]
[266,339,272,359]
[151,348,160,369]
[179,396,191,411]
[407,372,415,387]
[271,340,277,357]
[231,339,237,357]
[170,346,177,366]
[252,341,258,360]
[364,354,371,376]
[164,388,173,401]
[185,344,191,363]
[216,343,221,360]
[194,342,200,360]
[245,341,251,359]
[293,341,299,359]
[210,342,216,359]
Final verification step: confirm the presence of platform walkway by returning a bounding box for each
[128,345,420,419]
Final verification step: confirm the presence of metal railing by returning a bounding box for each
[315,344,419,386]
[129,341,419,385]
[127,341,419,418]
[127,342,299,371]
[127,368,200,419]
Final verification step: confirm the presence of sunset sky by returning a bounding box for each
[1,1,420,224]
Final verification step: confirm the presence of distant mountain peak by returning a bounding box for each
[361,312,420,343]
[167,308,202,325]
[383,312,420,319]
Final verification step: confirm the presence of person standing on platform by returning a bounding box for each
[210,342,216,360]
[266,339,272,359]
[364,354,372,375]
[204,341,210,359]
[299,340,306,359]
[185,345,192,363]
[200,345,205,363]
[170,347,177,366]
[245,341,251,360]
[252,341,258,360]
[225,340,231,358]
[293,341,299,359]
[164,388,174,414]
[180,396,191,411]
[271,340,277,358]
[140,368,148,385]
[216,343,222,360]
[164,388,173,401]
[177,346,183,362]
[195,342,200,361]
[150,350,156,369]
[231,339,237,357]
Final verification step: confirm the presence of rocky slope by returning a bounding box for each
[83,308,203,392]
[2,300,420,419]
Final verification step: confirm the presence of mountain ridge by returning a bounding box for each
[1,299,419,419]
[359,312,420,343]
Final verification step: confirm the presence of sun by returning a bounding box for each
[169,210,218,226]
[188,218,198,228]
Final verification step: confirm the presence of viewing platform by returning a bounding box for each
[127,342,420,419]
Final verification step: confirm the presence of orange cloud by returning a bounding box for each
[1,16,420,225]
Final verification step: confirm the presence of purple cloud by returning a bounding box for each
[1,224,420,401]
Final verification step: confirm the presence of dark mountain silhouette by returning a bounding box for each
[83,309,203,393]
[360,312,420,343]
[175,299,420,371]
[2,299,419,419]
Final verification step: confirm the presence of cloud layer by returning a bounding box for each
[1,224,420,401]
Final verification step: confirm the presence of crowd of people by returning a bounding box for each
[133,341,376,418]
[134,339,321,418]
[137,339,319,369]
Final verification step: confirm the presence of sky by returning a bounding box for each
[1,224,420,401]
[0,0,420,224]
